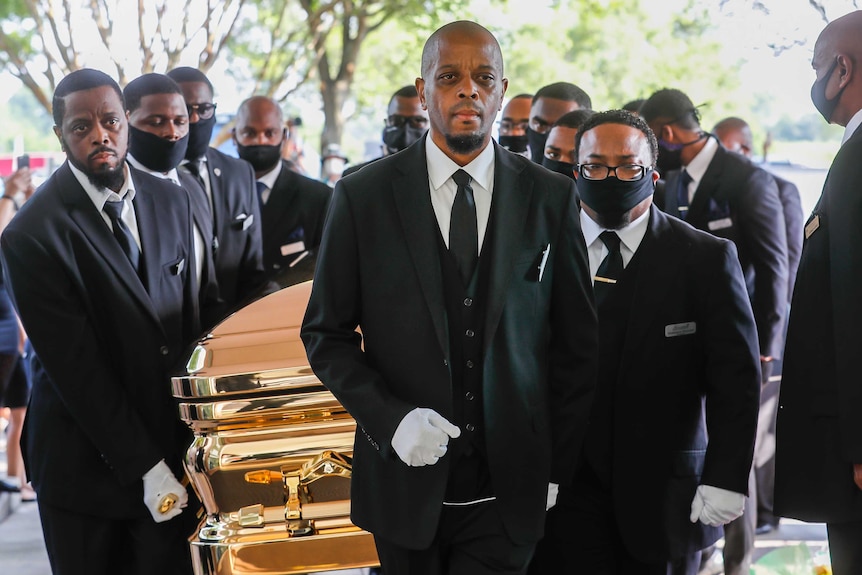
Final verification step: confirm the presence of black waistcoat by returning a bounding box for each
[436,225,494,502]
[583,240,645,486]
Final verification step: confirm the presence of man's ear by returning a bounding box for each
[836,52,854,91]
[53,126,65,152]
[415,77,427,110]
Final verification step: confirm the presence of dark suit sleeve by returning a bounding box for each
[700,240,761,493]
[548,183,598,485]
[1,229,164,483]
[301,181,412,458]
[234,159,266,301]
[779,178,804,300]
[737,169,788,359]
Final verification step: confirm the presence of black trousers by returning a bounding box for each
[826,520,862,575]
[374,500,534,575]
[38,500,194,575]
[529,466,700,575]
[722,466,757,575]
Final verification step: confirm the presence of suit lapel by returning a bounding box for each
[482,145,531,350]
[204,149,224,231]
[262,163,300,244]
[619,208,683,364]
[391,141,448,354]
[59,165,162,328]
[686,147,724,225]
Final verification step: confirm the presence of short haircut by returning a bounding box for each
[511,93,533,100]
[391,85,419,100]
[712,116,749,134]
[123,73,184,114]
[533,82,592,110]
[166,66,214,94]
[639,88,701,130]
[53,68,124,127]
[575,109,659,168]
[622,99,645,113]
[552,109,596,130]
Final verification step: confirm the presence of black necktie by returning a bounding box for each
[676,169,693,220]
[256,181,268,211]
[103,200,141,275]
[184,159,207,193]
[594,231,623,307]
[450,169,478,285]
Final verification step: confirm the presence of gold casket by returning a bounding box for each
[171,263,379,574]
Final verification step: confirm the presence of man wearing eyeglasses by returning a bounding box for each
[530,110,760,575]
[167,67,265,321]
[496,93,532,157]
[342,85,429,177]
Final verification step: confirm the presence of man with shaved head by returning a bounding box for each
[233,96,331,276]
[775,10,862,573]
[302,20,597,574]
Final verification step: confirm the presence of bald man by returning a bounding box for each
[774,11,862,574]
[301,20,597,575]
[497,93,532,156]
[232,96,331,276]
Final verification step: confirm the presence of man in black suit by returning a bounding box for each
[233,96,331,276]
[713,115,804,534]
[342,85,429,177]
[527,81,592,164]
[301,20,597,575]
[529,110,760,575]
[641,89,788,575]
[0,69,199,574]
[775,11,862,574]
[167,67,265,313]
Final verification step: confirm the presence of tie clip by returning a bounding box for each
[678,206,689,212]
[594,276,617,284]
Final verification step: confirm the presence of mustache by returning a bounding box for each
[88,146,117,160]
[450,102,482,115]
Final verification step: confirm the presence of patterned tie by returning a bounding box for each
[676,169,693,220]
[256,181,268,211]
[450,169,478,285]
[103,199,141,275]
[594,231,623,307]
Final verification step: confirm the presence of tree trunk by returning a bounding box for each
[319,74,352,153]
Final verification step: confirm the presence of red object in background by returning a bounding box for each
[0,154,53,177]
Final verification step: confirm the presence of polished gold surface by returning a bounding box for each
[172,278,379,574]
[159,493,178,514]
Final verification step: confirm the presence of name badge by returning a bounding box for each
[665,322,697,337]
[708,217,733,231]
[805,215,820,239]
[171,258,185,276]
[281,241,306,256]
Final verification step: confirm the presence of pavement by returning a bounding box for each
[0,419,831,575]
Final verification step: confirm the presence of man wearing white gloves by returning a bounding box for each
[529,110,760,575]
[0,69,200,574]
[302,20,598,575]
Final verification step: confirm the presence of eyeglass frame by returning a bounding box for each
[187,103,218,120]
[577,163,651,182]
[387,114,429,129]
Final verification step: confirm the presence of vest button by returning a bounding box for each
[465,391,474,401]
[465,329,475,338]
[463,298,473,307]
[443,359,449,366]
[160,346,170,356]
[466,360,474,369]
[465,424,475,432]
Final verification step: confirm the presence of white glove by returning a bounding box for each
[546,482,559,511]
[391,408,461,466]
[142,460,188,523]
[689,484,745,526]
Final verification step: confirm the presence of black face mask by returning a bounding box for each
[656,142,683,174]
[527,127,548,164]
[129,126,189,173]
[185,115,217,161]
[498,134,529,154]
[811,58,845,124]
[542,157,576,180]
[576,174,655,228]
[382,124,426,154]
[236,140,283,173]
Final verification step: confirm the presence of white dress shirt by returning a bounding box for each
[181,155,214,212]
[580,206,650,283]
[256,161,283,206]
[425,134,495,254]
[681,135,718,204]
[70,161,142,252]
[843,108,862,146]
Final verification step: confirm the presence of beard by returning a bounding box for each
[594,209,635,230]
[65,140,127,192]
[445,132,485,155]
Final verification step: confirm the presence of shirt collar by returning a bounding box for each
[425,133,495,193]
[580,202,651,255]
[257,160,283,189]
[127,154,181,186]
[684,135,718,184]
[68,160,136,212]
[843,108,862,146]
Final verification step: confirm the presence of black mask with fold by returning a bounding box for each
[382,124,426,154]
[185,115,217,161]
[499,134,529,154]
[542,157,576,180]
[527,127,548,164]
[236,140,283,174]
[129,126,189,173]
[577,173,655,229]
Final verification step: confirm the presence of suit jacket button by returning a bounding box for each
[466,360,474,369]
[465,424,475,432]
[443,359,449,366]
[463,298,473,307]
[160,346,170,356]
[465,329,475,338]
[465,392,474,401]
